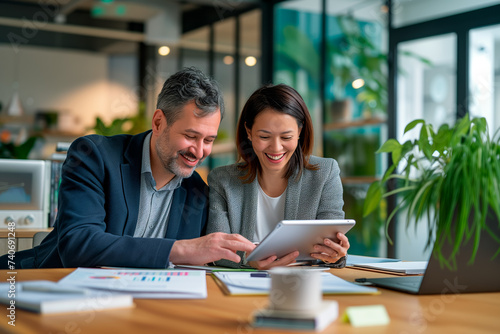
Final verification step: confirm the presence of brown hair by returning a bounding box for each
[236,84,318,183]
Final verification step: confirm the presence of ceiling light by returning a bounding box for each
[245,56,257,67]
[223,56,234,65]
[158,46,170,56]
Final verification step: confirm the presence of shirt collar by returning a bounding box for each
[141,132,182,191]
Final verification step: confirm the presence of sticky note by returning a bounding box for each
[342,304,390,327]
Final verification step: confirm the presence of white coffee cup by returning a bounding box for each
[268,267,322,312]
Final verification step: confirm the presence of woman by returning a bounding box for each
[207,84,349,269]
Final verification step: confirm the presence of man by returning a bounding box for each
[2,67,255,269]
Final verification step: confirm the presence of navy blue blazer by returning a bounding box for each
[9,131,208,269]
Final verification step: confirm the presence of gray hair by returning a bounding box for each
[156,67,224,125]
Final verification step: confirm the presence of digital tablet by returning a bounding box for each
[245,219,356,262]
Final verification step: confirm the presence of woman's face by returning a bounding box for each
[246,108,301,177]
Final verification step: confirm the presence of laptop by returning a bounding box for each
[360,214,500,295]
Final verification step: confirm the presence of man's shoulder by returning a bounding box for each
[74,132,147,147]
[69,131,149,162]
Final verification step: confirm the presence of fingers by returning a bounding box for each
[169,233,256,265]
[310,236,350,263]
[248,256,276,270]
[206,232,255,252]
[250,251,299,270]
[337,232,350,250]
[218,248,244,263]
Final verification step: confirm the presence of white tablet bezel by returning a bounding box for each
[245,219,356,262]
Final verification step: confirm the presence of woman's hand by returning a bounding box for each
[247,250,299,270]
[310,232,350,264]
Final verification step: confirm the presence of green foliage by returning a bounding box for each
[363,115,500,268]
[92,101,149,136]
[0,135,41,159]
[276,26,320,81]
[329,15,388,115]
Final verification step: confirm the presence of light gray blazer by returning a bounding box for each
[207,156,345,266]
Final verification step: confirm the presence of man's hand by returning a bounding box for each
[170,232,256,265]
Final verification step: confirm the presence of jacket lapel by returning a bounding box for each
[122,131,150,236]
[241,180,259,240]
[285,176,301,220]
[164,187,186,238]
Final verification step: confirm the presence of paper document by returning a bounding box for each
[174,265,258,273]
[346,254,401,266]
[0,280,133,314]
[352,261,428,275]
[212,272,379,296]
[58,268,207,299]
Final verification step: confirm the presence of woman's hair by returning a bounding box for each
[236,83,318,183]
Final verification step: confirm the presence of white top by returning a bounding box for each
[253,182,286,242]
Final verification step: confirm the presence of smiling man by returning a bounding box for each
[1,67,255,269]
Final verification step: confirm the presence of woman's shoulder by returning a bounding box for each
[308,155,339,170]
[300,156,340,180]
[209,163,241,175]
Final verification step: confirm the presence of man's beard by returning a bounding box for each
[155,133,204,179]
[162,150,203,178]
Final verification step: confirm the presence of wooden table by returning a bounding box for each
[1,268,499,334]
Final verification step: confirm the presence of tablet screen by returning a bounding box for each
[246,219,355,262]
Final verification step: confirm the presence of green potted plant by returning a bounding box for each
[92,101,149,136]
[0,128,41,159]
[363,115,500,268]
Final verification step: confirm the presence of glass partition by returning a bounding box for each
[469,24,500,137]
[274,0,322,155]
[274,0,388,256]
[395,33,457,260]
[392,0,500,28]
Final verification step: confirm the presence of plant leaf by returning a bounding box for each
[363,181,382,216]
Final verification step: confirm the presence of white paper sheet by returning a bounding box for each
[58,268,207,299]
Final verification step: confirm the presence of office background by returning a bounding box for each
[0,0,499,261]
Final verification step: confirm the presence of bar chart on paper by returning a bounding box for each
[114,270,192,282]
[58,268,207,299]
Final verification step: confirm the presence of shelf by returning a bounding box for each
[0,115,35,124]
[341,176,379,185]
[324,118,386,131]
[38,130,83,139]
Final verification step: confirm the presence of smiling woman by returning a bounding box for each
[206,84,350,270]
[245,109,301,196]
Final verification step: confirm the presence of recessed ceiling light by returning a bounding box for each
[158,46,171,56]
[245,56,257,67]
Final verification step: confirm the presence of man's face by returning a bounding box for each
[153,101,221,179]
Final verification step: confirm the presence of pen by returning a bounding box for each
[250,273,269,278]
[354,278,374,285]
